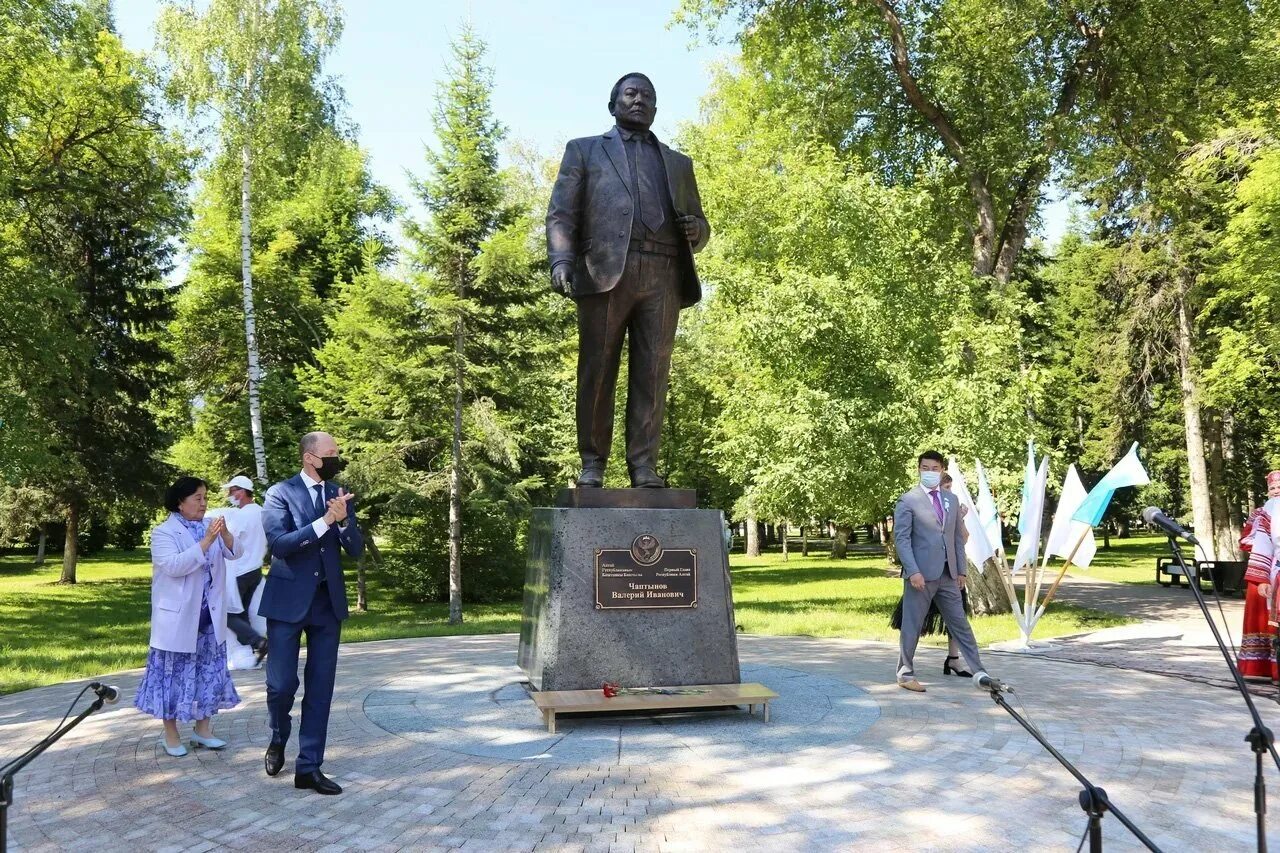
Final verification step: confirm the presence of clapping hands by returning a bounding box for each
[324,488,355,526]
[201,516,233,551]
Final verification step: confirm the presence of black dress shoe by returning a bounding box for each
[630,467,666,489]
[264,742,284,777]
[295,769,343,795]
[576,466,604,488]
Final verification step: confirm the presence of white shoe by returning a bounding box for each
[158,737,188,757]
[189,732,227,750]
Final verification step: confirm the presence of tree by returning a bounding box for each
[305,26,570,616]
[678,0,1256,286]
[159,0,345,484]
[679,63,1026,583]
[0,1,190,581]
[408,25,561,623]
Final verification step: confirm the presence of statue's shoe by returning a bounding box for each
[576,466,604,488]
[629,467,666,489]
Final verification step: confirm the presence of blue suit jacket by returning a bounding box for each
[258,474,364,623]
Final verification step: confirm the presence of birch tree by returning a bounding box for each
[159,0,342,484]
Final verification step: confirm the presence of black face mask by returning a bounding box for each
[312,455,347,481]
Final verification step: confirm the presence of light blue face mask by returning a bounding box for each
[920,470,942,489]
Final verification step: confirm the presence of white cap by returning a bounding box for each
[222,475,255,492]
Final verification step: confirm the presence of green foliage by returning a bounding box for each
[301,26,572,604]
[0,1,191,577]
[157,0,394,482]
[377,503,525,604]
[677,62,1032,526]
[678,0,1258,283]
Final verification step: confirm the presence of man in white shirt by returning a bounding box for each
[220,475,269,663]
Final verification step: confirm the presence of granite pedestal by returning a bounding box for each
[518,490,741,691]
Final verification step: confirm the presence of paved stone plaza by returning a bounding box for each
[2,610,1274,853]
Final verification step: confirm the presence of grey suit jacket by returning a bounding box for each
[546,126,710,308]
[894,486,966,582]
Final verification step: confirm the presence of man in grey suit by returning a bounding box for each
[893,450,991,692]
[546,72,711,489]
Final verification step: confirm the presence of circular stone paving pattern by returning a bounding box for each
[363,663,880,765]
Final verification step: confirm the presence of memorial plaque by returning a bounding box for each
[595,534,697,609]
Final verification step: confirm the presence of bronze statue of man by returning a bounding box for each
[546,72,711,488]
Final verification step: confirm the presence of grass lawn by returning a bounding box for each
[1,541,1148,695]
[1062,535,1172,584]
[0,551,521,696]
[729,553,1129,646]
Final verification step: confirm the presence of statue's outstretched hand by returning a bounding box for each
[551,265,573,297]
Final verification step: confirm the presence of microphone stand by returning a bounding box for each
[0,685,112,853]
[984,684,1162,852]
[1164,534,1280,852]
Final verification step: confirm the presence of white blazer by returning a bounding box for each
[148,513,243,653]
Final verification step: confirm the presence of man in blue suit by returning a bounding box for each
[259,431,363,795]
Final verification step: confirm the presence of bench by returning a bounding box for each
[1156,556,1193,588]
[1155,557,1245,596]
[531,682,778,734]
[1200,560,1247,597]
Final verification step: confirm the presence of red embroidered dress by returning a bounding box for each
[1241,500,1279,680]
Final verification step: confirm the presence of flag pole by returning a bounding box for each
[1033,526,1094,621]
[989,539,1031,638]
[996,550,1027,630]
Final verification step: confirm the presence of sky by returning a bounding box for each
[109,0,1072,247]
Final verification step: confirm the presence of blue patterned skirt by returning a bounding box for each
[134,622,241,721]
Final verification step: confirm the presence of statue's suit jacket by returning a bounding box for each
[546,126,711,308]
[893,486,966,582]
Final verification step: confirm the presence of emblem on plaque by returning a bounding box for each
[631,534,662,565]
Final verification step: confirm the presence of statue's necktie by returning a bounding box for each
[629,137,666,234]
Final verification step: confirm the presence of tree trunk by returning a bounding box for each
[780,521,788,562]
[1206,410,1241,561]
[1102,522,1111,549]
[882,518,898,566]
[969,557,1013,615]
[745,516,760,557]
[448,310,465,625]
[241,140,268,484]
[34,525,47,566]
[1116,517,1130,539]
[356,550,368,613]
[1223,412,1244,531]
[1177,291,1217,559]
[60,503,79,584]
[831,524,851,560]
[801,526,809,557]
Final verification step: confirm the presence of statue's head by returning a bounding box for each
[609,72,657,132]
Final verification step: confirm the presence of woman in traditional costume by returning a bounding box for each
[1240,471,1280,681]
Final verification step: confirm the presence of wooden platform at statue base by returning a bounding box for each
[531,682,777,734]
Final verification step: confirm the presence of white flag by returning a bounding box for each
[947,458,994,570]
[1046,464,1098,568]
[975,460,1004,558]
[1012,456,1049,574]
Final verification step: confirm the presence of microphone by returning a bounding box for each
[89,682,120,704]
[973,672,1011,692]
[1142,506,1200,546]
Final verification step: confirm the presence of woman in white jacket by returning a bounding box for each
[133,476,243,756]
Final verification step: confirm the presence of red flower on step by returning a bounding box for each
[602,682,618,698]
